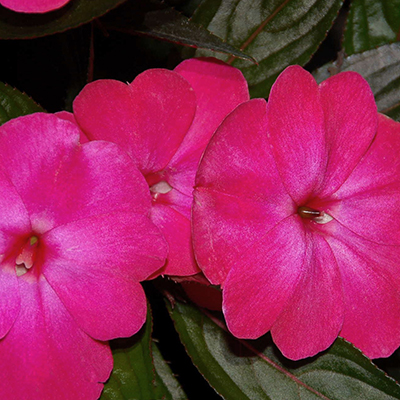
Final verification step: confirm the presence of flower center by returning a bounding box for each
[15,235,39,277]
[150,180,173,195]
[145,172,173,203]
[149,180,173,202]
[297,206,333,224]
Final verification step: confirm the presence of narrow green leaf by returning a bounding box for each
[0,0,127,39]
[153,343,187,400]
[104,0,253,62]
[101,306,186,400]
[189,0,344,98]
[343,0,400,56]
[0,82,44,125]
[314,43,400,121]
[168,300,400,400]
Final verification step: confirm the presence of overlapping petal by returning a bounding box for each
[0,114,151,232]
[150,204,198,276]
[56,111,89,143]
[223,217,306,339]
[0,261,20,339]
[193,99,293,284]
[0,0,69,13]
[327,222,400,358]
[271,232,343,360]
[43,212,167,340]
[318,72,378,197]
[0,168,31,255]
[167,58,250,196]
[329,114,400,244]
[0,278,112,399]
[73,71,197,175]
[194,189,282,285]
[266,65,326,204]
[73,58,249,278]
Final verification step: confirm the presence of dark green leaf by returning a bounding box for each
[104,0,254,62]
[153,343,187,400]
[0,0,127,39]
[101,306,186,400]
[343,0,400,56]
[168,300,400,400]
[189,0,344,98]
[314,43,400,121]
[0,82,44,125]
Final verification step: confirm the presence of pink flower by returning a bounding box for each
[73,58,249,277]
[192,65,400,360]
[0,113,167,398]
[0,0,70,13]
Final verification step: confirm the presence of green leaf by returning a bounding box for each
[100,306,186,400]
[103,0,254,62]
[168,300,400,400]
[0,82,44,125]
[343,0,400,56]
[314,43,400,121]
[153,343,187,400]
[0,0,127,39]
[189,0,344,98]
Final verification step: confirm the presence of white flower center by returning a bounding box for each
[150,181,173,195]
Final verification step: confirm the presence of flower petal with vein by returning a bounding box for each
[192,65,400,360]
[73,57,249,277]
[0,113,167,399]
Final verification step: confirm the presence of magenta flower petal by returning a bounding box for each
[0,0,69,13]
[73,71,197,174]
[0,116,151,232]
[194,189,281,285]
[56,111,89,143]
[150,204,198,276]
[266,65,326,204]
[0,170,33,338]
[223,217,306,339]
[0,168,31,253]
[0,113,79,203]
[193,99,293,284]
[0,278,112,399]
[327,224,400,358]
[43,212,167,340]
[0,263,19,339]
[318,72,378,196]
[334,114,400,196]
[167,58,250,196]
[271,233,344,360]
[44,212,166,282]
[329,114,400,244]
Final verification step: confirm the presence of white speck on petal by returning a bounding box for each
[314,211,333,225]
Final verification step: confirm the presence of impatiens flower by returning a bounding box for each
[0,113,167,398]
[72,58,249,277]
[0,0,69,13]
[192,65,400,360]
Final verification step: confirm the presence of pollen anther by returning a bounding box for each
[297,206,321,219]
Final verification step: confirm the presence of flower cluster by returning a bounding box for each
[72,58,249,277]
[1,58,400,398]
